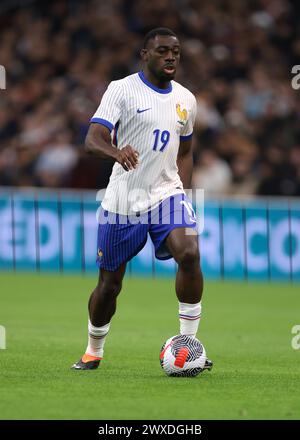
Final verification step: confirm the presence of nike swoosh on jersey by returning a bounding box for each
[137,108,151,113]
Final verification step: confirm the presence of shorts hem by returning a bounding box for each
[96,238,148,271]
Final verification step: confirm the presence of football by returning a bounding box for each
[159,334,207,377]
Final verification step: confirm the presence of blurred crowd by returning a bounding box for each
[1,0,300,197]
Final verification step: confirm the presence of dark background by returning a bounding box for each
[0,0,300,197]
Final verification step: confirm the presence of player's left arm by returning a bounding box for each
[177,137,193,189]
[177,95,197,189]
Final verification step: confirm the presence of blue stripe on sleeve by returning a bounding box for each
[90,118,114,132]
[180,133,193,141]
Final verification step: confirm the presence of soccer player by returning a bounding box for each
[72,27,213,371]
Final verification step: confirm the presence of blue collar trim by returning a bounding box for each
[138,71,172,94]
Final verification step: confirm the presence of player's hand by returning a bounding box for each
[116,145,139,171]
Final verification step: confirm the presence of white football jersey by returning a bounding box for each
[91,71,197,215]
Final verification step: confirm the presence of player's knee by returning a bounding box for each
[98,280,122,299]
[176,245,200,270]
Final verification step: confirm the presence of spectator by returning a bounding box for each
[35,130,78,187]
[192,148,232,196]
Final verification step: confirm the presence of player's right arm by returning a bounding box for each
[85,80,139,171]
[85,124,139,171]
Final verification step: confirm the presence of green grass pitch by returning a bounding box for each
[0,272,300,420]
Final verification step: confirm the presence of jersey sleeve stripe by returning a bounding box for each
[180,133,193,141]
[90,118,114,132]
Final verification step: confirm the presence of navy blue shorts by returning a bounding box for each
[96,193,197,271]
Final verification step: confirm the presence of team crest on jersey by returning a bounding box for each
[97,249,103,258]
[176,104,188,126]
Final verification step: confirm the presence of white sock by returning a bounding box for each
[179,301,201,337]
[85,320,110,358]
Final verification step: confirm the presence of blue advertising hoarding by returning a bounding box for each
[0,188,299,281]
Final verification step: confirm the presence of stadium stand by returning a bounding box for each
[0,0,299,196]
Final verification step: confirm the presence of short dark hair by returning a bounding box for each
[143,27,178,49]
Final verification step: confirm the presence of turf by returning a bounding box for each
[0,272,300,420]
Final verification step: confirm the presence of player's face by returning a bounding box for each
[142,35,180,81]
